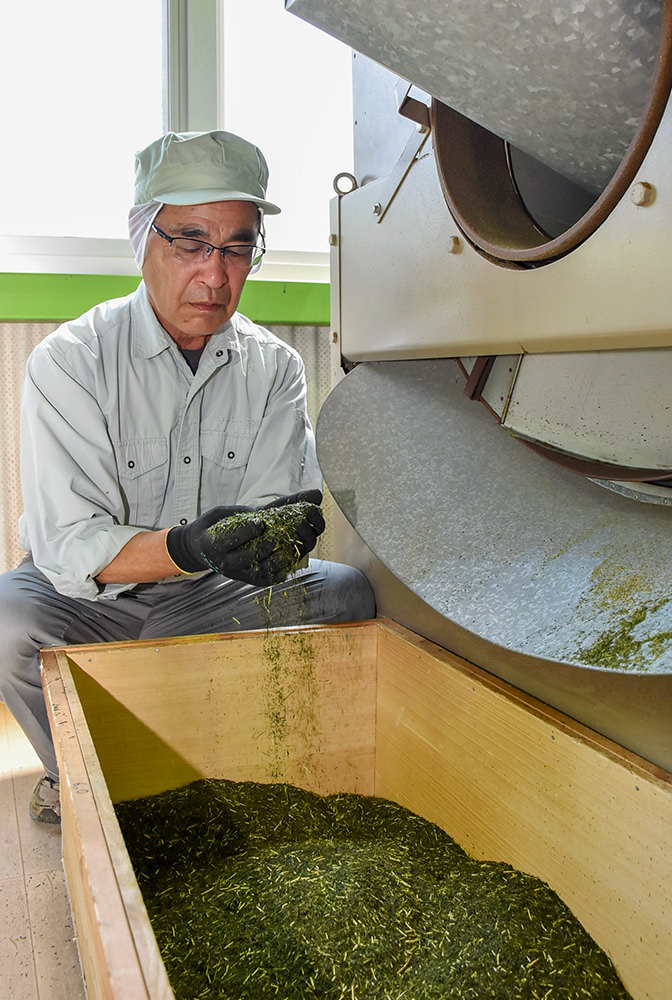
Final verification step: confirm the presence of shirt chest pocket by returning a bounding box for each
[117,437,169,527]
[200,428,256,503]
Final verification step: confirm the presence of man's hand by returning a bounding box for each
[165,491,325,586]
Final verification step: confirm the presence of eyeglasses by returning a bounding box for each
[151,224,266,274]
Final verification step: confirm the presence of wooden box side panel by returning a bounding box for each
[43,650,174,1000]
[374,621,672,1000]
[52,623,378,803]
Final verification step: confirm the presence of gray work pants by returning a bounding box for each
[0,557,375,780]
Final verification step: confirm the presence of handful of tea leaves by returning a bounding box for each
[206,501,316,581]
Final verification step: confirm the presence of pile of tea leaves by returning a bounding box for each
[115,780,632,1000]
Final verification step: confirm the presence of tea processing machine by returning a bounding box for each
[285,1,672,768]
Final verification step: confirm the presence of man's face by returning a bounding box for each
[142,200,261,347]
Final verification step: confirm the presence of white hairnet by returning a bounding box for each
[128,201,163,270]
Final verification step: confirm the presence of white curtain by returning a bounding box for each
[0,323,59,572]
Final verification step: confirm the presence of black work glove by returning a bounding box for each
[165,491,325,586]
[262,489,323,511]
[166,504,258,575]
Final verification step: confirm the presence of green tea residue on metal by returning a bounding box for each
[116,779,633,1000]
[576,602,672,671]
[573,550,672,670]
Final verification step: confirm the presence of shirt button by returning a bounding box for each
[179,518,188,525]
[215,349,224,357]
[183,456,191,464]
[128,460,135,468]
[228,451,235,459]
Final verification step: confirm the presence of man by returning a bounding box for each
[0,130,375,825]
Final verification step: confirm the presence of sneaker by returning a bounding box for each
[29,775,61,825]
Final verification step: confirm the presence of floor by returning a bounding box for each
[0,702,86,999]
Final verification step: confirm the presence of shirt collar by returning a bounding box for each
[130,282,241,363]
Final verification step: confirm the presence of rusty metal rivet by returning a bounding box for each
[630,181,656,207]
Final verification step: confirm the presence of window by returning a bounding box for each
[220,0,353,256]
[0,0,162,242]
[0,0,352,275]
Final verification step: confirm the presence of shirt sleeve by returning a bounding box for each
[235,345,322,507]
[19,340,145,600]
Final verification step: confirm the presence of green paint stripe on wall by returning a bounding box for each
[0,274,141,322]
[240,280,330,326]
[0,273,330,325]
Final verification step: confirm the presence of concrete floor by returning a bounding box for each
[0,702,86,999]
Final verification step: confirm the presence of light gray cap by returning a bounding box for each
[133,130,281,214]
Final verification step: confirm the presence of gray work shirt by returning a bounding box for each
[18,282,321,601]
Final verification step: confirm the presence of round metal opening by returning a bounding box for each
[430,2,672,266]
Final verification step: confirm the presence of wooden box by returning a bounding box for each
[41,619,672,1000]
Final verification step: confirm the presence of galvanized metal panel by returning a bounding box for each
[316,359,672,674]
[287,0,662,193]
[503,350,672,469]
